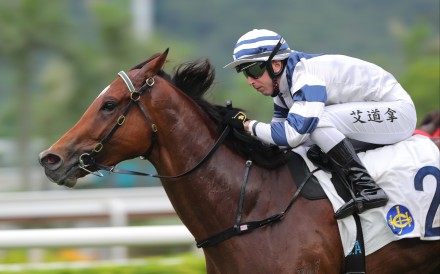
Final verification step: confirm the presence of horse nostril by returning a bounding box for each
[39,151,63,171]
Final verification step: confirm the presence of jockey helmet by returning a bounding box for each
[224,29,292,69]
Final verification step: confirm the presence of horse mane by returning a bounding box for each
[170,59,291,168]
[171,59,224,126]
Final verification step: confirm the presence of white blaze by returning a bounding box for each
[97,85,110,98]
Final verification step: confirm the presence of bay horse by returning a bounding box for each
[39,49,440,273]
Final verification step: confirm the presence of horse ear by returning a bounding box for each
[136,48,169,80]
[152,48,169,72]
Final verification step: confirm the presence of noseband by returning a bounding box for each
[78,71,230,179]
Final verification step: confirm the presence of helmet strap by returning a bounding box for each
[268,59,286,97]
[271,78,280,97]
[263,38,287,98]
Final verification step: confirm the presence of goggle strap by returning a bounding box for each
[266,38,285,64]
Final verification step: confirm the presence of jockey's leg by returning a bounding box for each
[327,138,388,219]
[310,95,416,219]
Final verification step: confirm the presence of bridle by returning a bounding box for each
[78,71,230,179]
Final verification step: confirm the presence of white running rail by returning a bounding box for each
[0,187,175,223]
[0,225,193,248]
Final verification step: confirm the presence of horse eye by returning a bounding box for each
[101,101,116,112]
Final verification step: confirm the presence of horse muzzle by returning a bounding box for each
[38,150,81,187]
[39,150,64,171]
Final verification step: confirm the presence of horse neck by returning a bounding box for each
[147,85,218,178]
[146,86,250,239]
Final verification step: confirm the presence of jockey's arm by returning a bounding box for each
[247,84,326,147]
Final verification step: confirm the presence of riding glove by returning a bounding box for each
[223,110,247,131]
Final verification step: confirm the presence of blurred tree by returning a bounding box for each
[0,0,75,189]
[390,20,440,122]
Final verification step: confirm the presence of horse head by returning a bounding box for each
[39,49,172,187]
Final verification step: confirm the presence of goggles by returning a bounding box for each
[236,62,266,79]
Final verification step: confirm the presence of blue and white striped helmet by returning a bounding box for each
[224,29,292,69]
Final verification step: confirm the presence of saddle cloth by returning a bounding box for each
[293,134,440,256]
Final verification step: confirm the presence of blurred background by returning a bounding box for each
[0,0,438,273]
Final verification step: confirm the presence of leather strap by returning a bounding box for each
[196,167,320,248]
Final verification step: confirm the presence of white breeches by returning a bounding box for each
[310,85,417,153]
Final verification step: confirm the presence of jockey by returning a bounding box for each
[224,29,417,219]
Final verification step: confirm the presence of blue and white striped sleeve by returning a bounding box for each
[271,100,289,122]
[249,76,327,147]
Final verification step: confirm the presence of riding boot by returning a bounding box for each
[327,138,388,219]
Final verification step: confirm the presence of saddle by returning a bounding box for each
[230,129,369,200]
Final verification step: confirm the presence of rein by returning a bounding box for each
[92,126,230,179]
[78,71,231,179]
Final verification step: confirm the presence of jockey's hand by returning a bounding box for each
[223,110,247,131]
